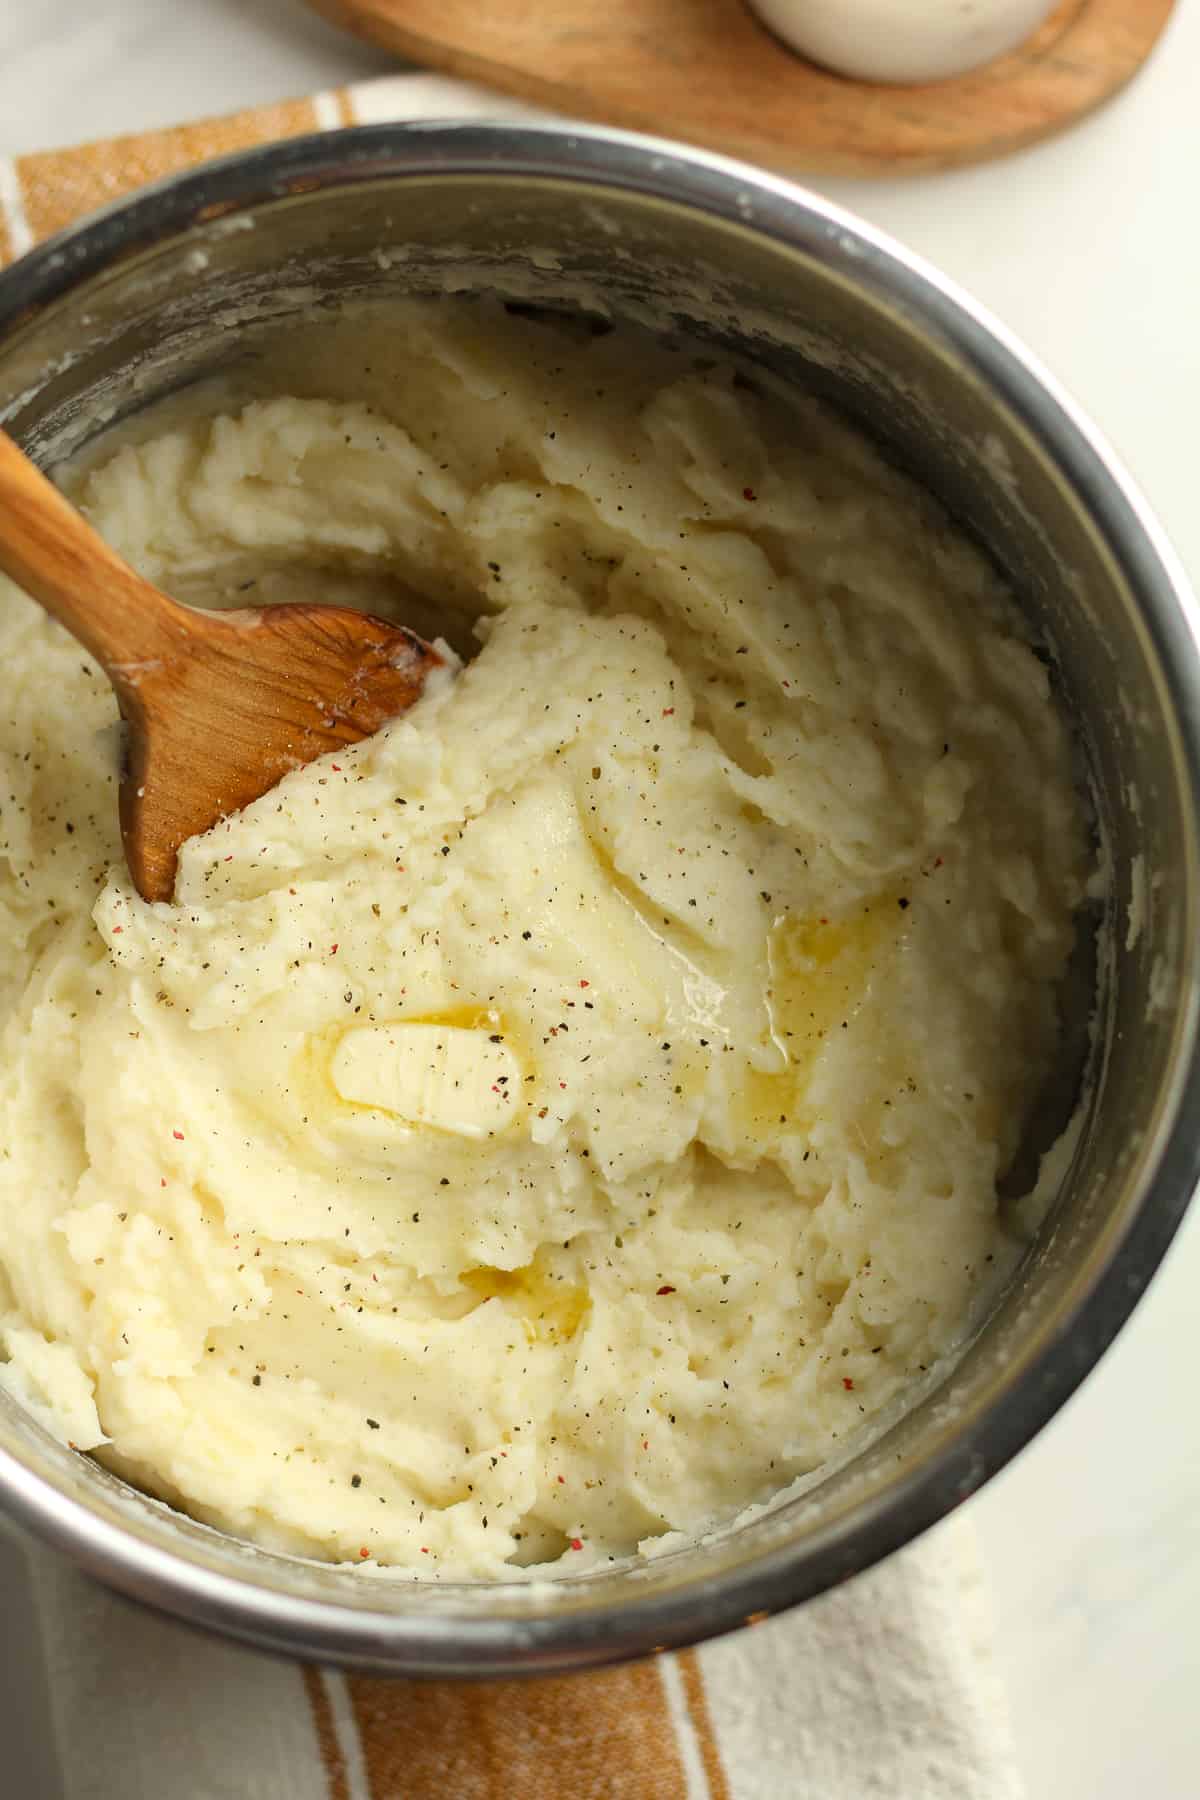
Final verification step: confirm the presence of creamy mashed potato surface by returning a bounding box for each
[0,303,1088,1575]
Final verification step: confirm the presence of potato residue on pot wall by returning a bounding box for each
[0,302,1091,1576]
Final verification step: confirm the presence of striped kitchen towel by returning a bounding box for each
[0,74,542,265]
[0,76,1024,1800]
[12,1511,1020,1800]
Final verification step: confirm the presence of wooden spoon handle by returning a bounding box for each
[0,430,192,677]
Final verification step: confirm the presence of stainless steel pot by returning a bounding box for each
[0,123,1195,1677]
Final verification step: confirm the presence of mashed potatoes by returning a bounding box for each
[0,303,1089,1575]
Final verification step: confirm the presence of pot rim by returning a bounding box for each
[0,119,1196,1675]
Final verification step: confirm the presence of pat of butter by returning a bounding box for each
[330,1024,521,1138]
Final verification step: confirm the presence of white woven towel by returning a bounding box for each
[4,1510,1021,1800]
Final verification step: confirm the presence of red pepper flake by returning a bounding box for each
[111,925,123,934]
[359,1547,370,1559]
[662,706,675,717]
[224,855,233,863]
[557,1475,566,1484]
[330,944,339,955]
[933,856,944,869]
[172,1130,184,1141]
[160,1178,167,1188]
[420,1546,429,1554]
[569,1538,584,1551]
[331,764,342,772]
[642,1439,649,1451]
[843,1377,855,1390]
[743,486,757,501]
[656,1284,676,1296]
[579,979,590,988]
[559,1081,567,1090]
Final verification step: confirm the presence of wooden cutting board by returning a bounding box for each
[304,0,1175,175]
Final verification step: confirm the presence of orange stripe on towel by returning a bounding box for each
[679,1648,731,1798]
[345,1660,692,1799]
[13,97,321,251]
[302,1667,351,1800]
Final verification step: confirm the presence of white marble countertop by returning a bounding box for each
[0,3,1196,1795]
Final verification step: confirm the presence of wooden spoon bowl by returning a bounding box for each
[0,431,442,901]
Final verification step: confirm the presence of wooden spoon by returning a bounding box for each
[0,430,442,902]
